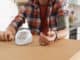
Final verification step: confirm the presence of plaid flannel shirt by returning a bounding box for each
[10,0,66,33]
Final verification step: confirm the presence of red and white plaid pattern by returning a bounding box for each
[11,0,65,33]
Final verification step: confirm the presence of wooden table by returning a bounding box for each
[0,35,80,60]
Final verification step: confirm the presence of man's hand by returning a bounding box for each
[0,26,16,41]
[4,30,15,41]
[0,30,14,41]
[4,26,16,41]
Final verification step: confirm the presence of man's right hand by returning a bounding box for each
[5,26,16,41]
[0,26,16,41]
[4,30,15,41]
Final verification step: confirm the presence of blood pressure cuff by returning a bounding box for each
[16,21,23,28]
[11,13,26,31]
[11,21,23,31]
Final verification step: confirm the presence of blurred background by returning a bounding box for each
[15,0,80,40]
[0,0,79,40]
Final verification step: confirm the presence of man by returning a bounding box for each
[1,0,66,44]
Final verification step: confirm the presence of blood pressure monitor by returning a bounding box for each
[15,20,32,45]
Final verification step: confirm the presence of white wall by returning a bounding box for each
[0,0,18,31]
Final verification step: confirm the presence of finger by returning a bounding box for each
[4,32,9,41]
[8,35,14,41]
[0,32,7,41]
[2,32,6,41]
[1,32,6,41]
[0,32,3,41]
[7,34,10,41]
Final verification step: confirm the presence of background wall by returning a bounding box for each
[16,0,27,3]
[15,0,28,6]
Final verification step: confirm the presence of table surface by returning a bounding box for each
[0,35,80,60]
[70,50,80,60]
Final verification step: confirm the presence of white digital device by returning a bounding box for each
[15,19,32,45]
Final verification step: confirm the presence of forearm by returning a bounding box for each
[7,13,26,35]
